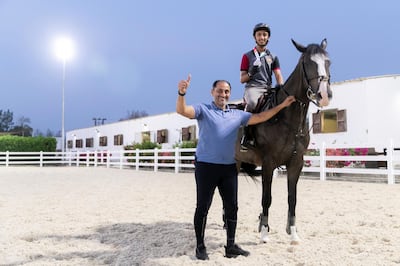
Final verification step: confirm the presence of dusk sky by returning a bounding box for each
[0,0,399,134]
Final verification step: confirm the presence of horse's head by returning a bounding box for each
[292,39,332,107]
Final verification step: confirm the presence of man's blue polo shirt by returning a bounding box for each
[193,102,251,164]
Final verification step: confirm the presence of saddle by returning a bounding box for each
[253,88,281,124]
[227,102,246,110]
[228,87,280,115]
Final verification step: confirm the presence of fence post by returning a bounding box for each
[40,151,43,167]
[320,142,326,181]
[86,151,90,167]
[154,148,158,172]
[175,147,180,173]
[387,139,395,185]
[68,151,72,166]
[76,151,80,167]
[6,151,9,167]
[119,150,123,169]
[135,149,139,171]
[106,151,110,168]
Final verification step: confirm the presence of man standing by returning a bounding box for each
[176,75,295,260]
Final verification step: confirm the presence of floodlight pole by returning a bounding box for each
[61,59,66,154]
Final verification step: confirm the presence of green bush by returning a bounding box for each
[0,135,56,152]
[124,140,161,150]
[124,141,161,163]
[173,140,198,148]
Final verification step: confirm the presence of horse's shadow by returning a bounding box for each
[6,221,222,266]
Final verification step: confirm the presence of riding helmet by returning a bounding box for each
[253,23,271,36]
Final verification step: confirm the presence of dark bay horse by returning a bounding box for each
[235,39,332,244]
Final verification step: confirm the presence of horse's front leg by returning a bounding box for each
[286,161,302,244]
[259,165,274,243]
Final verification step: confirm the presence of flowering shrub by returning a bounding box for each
[304,147,369,168]
[159,151,174,164]
[304,149,320,167]
[326,148,369,168]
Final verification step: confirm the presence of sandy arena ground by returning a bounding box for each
[0,167,399,265]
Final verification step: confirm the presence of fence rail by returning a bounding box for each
[0,148,196,173]
[0,143,399,184]
[301,141,400,184]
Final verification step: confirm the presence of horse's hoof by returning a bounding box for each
[260,225,270,243]
[289,226,300,245]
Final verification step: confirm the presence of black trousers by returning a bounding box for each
[193,161,238,247]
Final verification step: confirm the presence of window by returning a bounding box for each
[67,140,73,149]
[76,139,83,148]
[141,131,150,142]
[114,134,124,145]
[86,138,94,148]
[182,125,196,141]
[99,136,108,146]
[337,109,347,132]
[312,109,347,133]
[157,129,168,143]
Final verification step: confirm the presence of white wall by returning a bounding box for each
[66,112,198,152]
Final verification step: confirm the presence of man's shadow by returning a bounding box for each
[4,221,221,265]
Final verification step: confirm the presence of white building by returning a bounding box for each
[66,112,198,152]
[66,74,400,153]
[308,74,400,150]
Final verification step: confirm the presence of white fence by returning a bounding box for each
[300,141,400,184]
[0,143,399,184]
[0,148,196,173]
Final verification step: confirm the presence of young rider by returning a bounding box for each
[240,23,285,150]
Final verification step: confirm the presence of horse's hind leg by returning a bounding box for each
[259,166,274,243]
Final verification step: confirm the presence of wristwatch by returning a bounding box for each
[178,91,186,96]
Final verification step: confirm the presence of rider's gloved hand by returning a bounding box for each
[275,84,284,91]
[248,58,262,77]
[248,66,259,77]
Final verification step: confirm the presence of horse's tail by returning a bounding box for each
[240,162,262,179]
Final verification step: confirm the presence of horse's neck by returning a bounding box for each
[283,63,305,99]
[279,63,310,129]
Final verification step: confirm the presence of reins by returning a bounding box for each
[277,57,326,154]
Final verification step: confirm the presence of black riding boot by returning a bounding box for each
[240,126,255,151]
[222,208,227,229]
[194,215,209,260]
[224,219,250,258]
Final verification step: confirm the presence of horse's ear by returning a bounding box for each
[320,38,327,50]
[291,39,307,53]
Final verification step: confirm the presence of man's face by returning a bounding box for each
[254,30,270,46]
[211,81,231,109]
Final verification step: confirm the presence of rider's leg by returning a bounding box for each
[240,87,267,151]
[240,126,255,151]
[240,100,255,151]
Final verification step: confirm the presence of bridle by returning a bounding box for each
[302,56,330,107]
[280,54,330,141]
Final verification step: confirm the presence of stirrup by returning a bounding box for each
[240,145,248,152]
[240,139,255,152]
